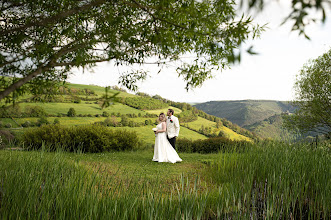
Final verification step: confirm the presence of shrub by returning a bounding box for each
[0,105,22,118]
[104,116,118,127]
[24,105,47,117]
[21,121,32,127]
[5,123,12,128]
[53,118,60,125]
[102,111,110,117]
[37,116,49,127]
[121,115,129,126]
[73,98,81,103]
[67,108,76,117]
[176,137,252,153]
[0,130,15,145]
[22,124,141,152]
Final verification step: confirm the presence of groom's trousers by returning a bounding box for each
[167,137,176,149]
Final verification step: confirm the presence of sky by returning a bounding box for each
[68,1,331,103]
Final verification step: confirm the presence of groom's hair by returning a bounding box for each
[168,109,174,115]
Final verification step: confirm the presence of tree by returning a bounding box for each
[241,0,331,39]
[0,0,263,102]
[67,108,77,117]
[283,49,331,138]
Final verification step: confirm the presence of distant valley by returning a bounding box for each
[194,100,299,140]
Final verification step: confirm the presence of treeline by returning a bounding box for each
[121,97,168,110]
[0,105,157,119]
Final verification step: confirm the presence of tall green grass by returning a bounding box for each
[206,141,331,219]
[1,142,330,219]
[0,149,212,219]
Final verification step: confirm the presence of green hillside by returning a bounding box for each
[1,83,254,145]
[195,100,296,127]
[244,114,302,141]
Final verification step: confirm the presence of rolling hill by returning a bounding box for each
[0,83,254,146]
[194,100,296,127]
[194,100,299,140]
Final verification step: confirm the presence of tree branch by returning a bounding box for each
[0,0,106,35]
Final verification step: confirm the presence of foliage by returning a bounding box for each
[0,0,263,102]
[24,105,47,117]
[53,118,60,125]
[4,123,12,128]
[102,111,109,117]
[283,49,331,138]
[246,114,303,141]
[0,129,15,145]
[101,86,120,109]
[67,107,77,117]
[21,124,141,152]
[241,0,330,39]
[124,97,168,110]
[36,116,50,127]
[177,110,198,123]
[0,104,22,118]
[176,137,252,153]
[21,121,33,128]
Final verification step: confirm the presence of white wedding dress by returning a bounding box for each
[152,123,182,163]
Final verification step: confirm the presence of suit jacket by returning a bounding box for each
[166,115,180,139]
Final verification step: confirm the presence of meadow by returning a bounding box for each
[1,142,330,219]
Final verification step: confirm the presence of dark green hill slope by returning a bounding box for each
[243,114,301,141]
[194,100,296,127]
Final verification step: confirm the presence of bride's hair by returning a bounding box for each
[159,113,166,122]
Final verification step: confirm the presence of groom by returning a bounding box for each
[166,109,180,149]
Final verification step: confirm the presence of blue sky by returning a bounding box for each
[68,2,331,103]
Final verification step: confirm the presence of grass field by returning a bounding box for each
[145,106,182,115]
[62,82,136,98]
[185,117,251,141]
[1,142,330,219]
[17,102,146,116]
[2,119,207,146]
[98,125,207,146]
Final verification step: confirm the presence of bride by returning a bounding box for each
[152,113,182,163]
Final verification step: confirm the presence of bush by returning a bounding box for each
[102,111,110,117]
[0,130,15,145]
[53,118,60,125]
[0,105,22,118]
[24,105,47,117]
[67,108,76,117]
[37,116,49,127]
[176,137,252,153]
[22,124,141,152]
[104,116,118,127]
[73,98,81,104]
[5,123,12,128]
[21,121,32,127]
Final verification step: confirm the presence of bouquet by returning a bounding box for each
[152,127,157,136]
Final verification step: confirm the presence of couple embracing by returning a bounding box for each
[152,109,182,164]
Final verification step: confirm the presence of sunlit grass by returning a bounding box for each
[110,125,207,146]
[185,117,251,141]
[145,106,182,115]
